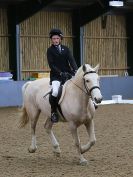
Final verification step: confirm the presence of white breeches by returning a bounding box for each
[51,81,61,97]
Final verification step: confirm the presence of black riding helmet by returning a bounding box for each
[49,28,63,39]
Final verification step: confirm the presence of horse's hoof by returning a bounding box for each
[28,147,37,153]
[53,146,61,157]
[80,159,88,166]
[53,151,61,157]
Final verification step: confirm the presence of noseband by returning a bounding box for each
[83,71,100,96]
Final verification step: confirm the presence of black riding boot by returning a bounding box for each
[49,95,59,123]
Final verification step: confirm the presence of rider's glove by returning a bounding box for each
[60,72,72,80]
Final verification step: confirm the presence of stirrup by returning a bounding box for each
[51,112,59,123]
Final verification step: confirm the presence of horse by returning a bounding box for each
[19,64,102,165]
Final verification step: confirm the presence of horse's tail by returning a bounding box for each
[19,106,29,128]
[19,81,31,128]
[22,81,32,99]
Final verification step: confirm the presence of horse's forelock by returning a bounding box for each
[76,64,94,76]
[75,64,99,83]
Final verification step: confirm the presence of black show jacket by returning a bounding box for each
[47,44,78,82]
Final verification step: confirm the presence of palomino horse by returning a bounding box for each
[19,64,102,165]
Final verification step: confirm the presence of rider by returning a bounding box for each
[47,28,78,123]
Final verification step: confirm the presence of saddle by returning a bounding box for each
[43,81,69,121]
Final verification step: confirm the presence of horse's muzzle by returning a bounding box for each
[94,97,103,104]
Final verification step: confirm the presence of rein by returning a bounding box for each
[70,79,89,96]
[71,70,100,97]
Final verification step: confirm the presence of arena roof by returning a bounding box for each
[0,0,132,14]
[0,0,97,7]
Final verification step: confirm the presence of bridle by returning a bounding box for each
[70,71,100,97]
[83,71,100,96]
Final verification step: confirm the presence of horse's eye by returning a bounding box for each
[86,80,89,83]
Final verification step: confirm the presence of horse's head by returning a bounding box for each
[82,64,102,104]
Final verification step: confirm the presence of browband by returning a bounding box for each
[83,71,96,77]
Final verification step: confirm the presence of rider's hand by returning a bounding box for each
[60,72,72,80]
[65,72,72,79]
[60,72,66,78]
[71,70,77,76]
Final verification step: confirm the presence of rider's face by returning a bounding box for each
[51,35,61,46]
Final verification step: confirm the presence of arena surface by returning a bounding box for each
[0,104,133,177]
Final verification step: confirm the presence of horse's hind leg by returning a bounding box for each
[44,118,61,157]
[27,106,40,153]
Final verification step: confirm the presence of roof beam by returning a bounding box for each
[127,0,133,3]
[79,1,110,26]
[15,0,55,23]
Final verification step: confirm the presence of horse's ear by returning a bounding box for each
[82,64,87,72]
[94,64,100,73]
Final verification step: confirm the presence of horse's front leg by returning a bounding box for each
[69,122,88,165]
[44,118,61,157]
[81,119,96,154]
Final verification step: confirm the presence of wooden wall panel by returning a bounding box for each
[0,9,9,72]
[20,11,73,80]
[83,15,127,76]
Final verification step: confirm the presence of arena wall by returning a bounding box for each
[0,77,133,107]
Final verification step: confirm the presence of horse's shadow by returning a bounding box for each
[1,152,79,169]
